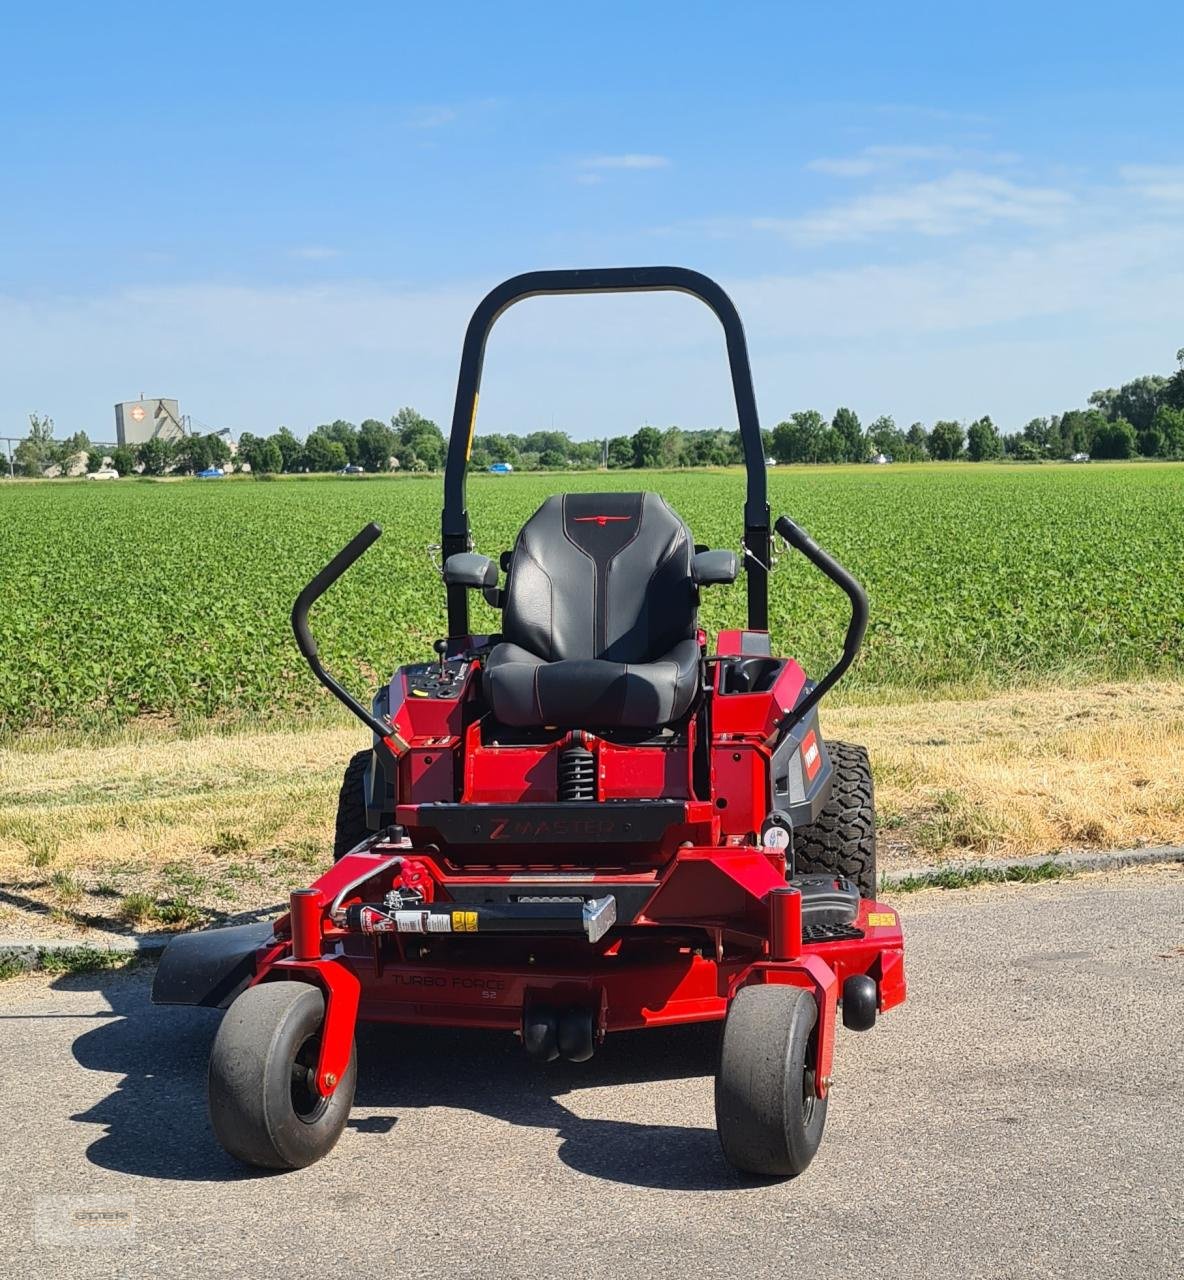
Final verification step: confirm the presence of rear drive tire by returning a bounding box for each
[715,984,827,1177]
[334,749,374,860]
[794,740,877,898]
[208,981,356,1170]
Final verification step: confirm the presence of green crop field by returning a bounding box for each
[1,463,1182,736]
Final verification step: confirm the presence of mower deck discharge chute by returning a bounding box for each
[153,266,906,1176]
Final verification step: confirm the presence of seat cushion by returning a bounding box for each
[485,637,701,729]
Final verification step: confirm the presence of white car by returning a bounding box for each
[87,467,120,480]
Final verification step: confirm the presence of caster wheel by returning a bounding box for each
[208,981,356,1170]
[842,974,878,1031]
[715,984,827,1177]
[522,1004,559,1062]
[557,1007,595,1062]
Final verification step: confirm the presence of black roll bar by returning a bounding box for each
[440,267,771,637]
[767,516,869,742]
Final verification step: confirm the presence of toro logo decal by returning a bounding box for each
[487,816,618,840]
[572,515,631,527]
[802,730,821,781]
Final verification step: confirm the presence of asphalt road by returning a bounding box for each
[2,868,1181,1280]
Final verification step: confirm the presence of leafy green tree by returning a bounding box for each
[238,432,282,473]
[312,420,359,464]
[687,430,731,466]
[14,412,55,476]
[136,437,175,475]
[905,422,927,452]
[479,433,521,469]
[866,415,900,458]
[631,425,662,468]
[831,406,866,462]
[817,427,847,463]
[256,439,283,474]
[85,443,108,472]
[173,433,229,474]
[110,445,136,476]
[569,439,603,468]
[1089,375,1168,433]
[1090,417,1136,459]
[303,433,347,472]
[1151,404,1184,457]
[235,432,265,471]
[1137,425,1165,458]
[607,436,633,468]
[524,430,572,458]
[659,426,686,468]
[51,431,91,475]
[357,418,397,472]
[271,427,304,472]
[771,410,826,463]
[1057,409,1107,456]
[392,407,445,471]
[928,420,965,461]
[1165,350,1184,410]
[966,415,1003,461]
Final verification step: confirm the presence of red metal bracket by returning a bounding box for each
[748,952,838,1099]
[269,957,361,1097]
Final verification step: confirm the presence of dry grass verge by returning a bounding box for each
[1,682,1180,936]
[828,681,1184,861]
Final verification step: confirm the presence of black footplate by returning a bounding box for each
[802,921,865,944]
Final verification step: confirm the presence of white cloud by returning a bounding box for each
[580,154,671,171]
[3,217,1181,440]
[807,144,1017,177]
[757,171,1072,242]
[288,246,341,260]
[1120,165,1184,203]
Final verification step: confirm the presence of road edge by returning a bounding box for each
[2,844,1181,976]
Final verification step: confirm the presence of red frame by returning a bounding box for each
[256,627,906,1101]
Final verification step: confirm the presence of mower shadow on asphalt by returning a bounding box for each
[64,968,755,1190]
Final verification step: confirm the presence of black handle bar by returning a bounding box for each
[291,523,395,742]
[768,516,869,742]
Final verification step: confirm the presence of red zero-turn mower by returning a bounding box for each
[153,268,906,1176]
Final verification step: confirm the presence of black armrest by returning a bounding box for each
[692,549,738,585]
[443,553,498,589]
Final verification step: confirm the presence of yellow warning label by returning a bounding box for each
[465,393,479,461]
[867,912,896,928]
[452,910,479,933]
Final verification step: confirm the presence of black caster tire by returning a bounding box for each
[794,740,877,898]
[523,1004,559,1062]
[208,981,357,1170]
[715,984,827,1177]
[557,1007,595,1063]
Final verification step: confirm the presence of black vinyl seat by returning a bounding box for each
[484,492,702,729]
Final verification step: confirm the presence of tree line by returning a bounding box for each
[8,348,1183,478]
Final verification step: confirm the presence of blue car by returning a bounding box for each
[197,467,224,479]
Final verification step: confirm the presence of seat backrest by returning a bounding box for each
[501,492,696,663]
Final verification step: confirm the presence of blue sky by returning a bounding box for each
[2,1,1182,441]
